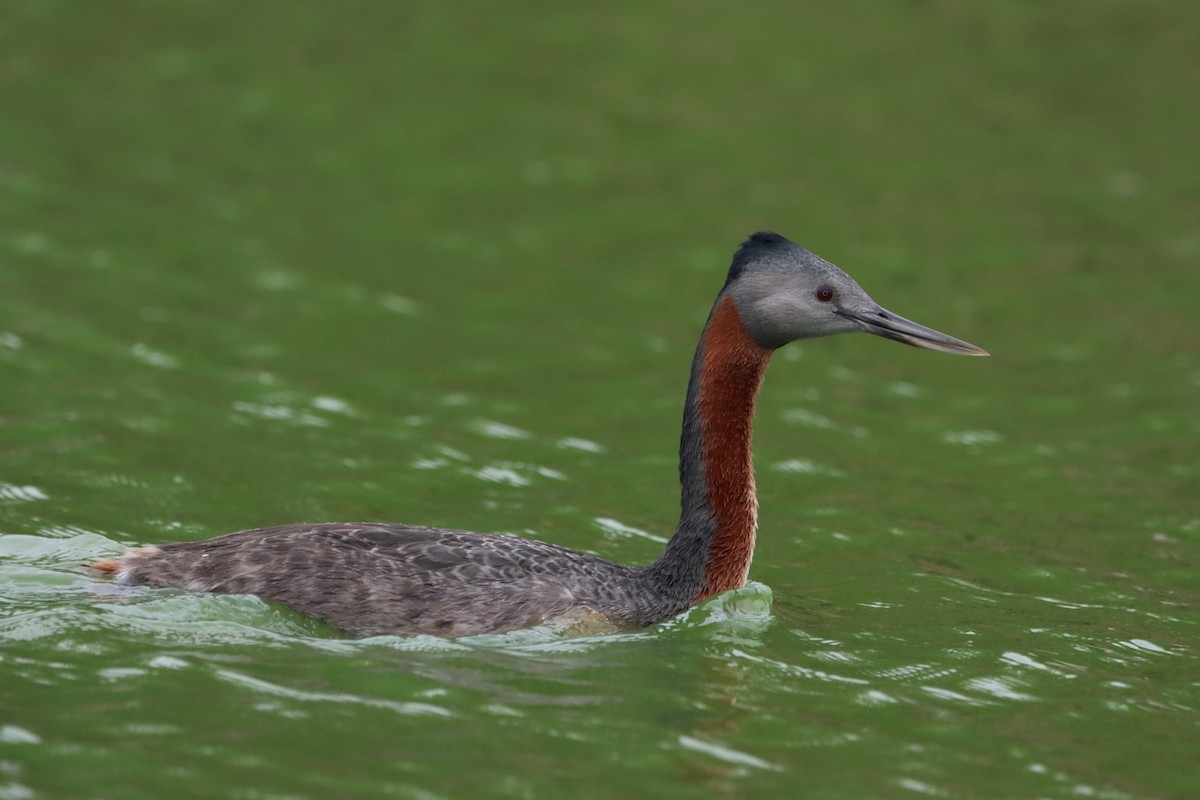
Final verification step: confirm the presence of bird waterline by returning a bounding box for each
[89,232,986,637]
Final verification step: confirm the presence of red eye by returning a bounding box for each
[815,285,835,303]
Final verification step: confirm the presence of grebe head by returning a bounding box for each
[724,232,988,356]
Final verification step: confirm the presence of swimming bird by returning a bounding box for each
[89,232,986,637]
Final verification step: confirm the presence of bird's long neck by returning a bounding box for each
[645,295,772,607]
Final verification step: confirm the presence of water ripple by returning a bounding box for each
[469,419,532,440]
[781,407,869,438]
[594,517,668,544]
[731,648,870,686]
[0,485,48,503]
[215,668,452,718]
[676,734,782,772]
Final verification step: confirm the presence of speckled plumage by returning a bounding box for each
[109,524,669,637]
[92,233,986,637]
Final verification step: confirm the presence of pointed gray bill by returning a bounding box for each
[838,306,989,356]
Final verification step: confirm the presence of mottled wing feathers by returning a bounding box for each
[110,523,627,637]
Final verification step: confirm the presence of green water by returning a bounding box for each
[2,2,1197,798]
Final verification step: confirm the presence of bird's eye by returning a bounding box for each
[814,285,835,303]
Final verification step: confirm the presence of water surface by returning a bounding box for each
[1,3,1197,799]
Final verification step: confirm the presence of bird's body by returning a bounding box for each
[105,525,656,637]
[90,232,986,637]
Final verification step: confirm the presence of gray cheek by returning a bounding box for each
[742,297,805,349]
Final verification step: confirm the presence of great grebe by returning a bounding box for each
[90,232,986,637]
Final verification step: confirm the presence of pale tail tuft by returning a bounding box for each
[87,558,120,574]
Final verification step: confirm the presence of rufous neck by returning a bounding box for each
[648,295,771,604]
